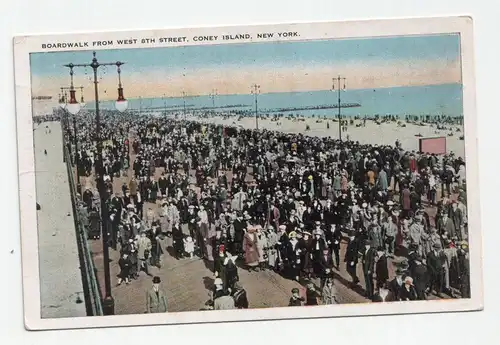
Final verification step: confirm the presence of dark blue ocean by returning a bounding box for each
[93,83,463,117]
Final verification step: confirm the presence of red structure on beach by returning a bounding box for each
[419,136,447,155]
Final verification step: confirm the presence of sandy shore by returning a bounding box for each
[190,115,465,158]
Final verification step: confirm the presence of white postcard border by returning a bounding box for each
[13,16,483,331]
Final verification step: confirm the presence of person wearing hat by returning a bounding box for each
[146,276,168,313]
[372,282,395,302]
[400,184,411,219]
[310,228,326,274]
[321,277,338,305]
[196,205,209,259]
[286,231,302,281]
[288,287,305,306]
[117,252,132,286]
[318,246,334,287]
[313,221,324,237]
[255,226,269,271]
[213,288,236,311]
[375,247,389,290]
[208,277,227,308]
[326,224,342,269]
[128,177,138,202]
[243,226,261,272]
[186,205,198,239]
[410,255,429,300]
[82,185,94,210]
[450,200,466,241]
[344,231,360,286]
[437,206,456,239]
[368,217,383,251]
[158,172,168,198]
[362,239,377,299]
[231,281,249,309]
[137,230,153,276]
[426,241,446,296]
[265,225,279,270]
[305,283,320,306]
[232,213,246,258]
[214,245,227,278]
[457,241,470,298]
[399,276,418,301]
[388,266,407,301]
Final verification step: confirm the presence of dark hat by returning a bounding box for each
[395,267,405,275]
[291,288,300,294]
[433,242,443,249]
[152,276,161,284]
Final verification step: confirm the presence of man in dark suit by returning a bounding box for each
[426,242,445,296]
[389,267,406,301]
[410,256,429,300]
[344,231,360,285]
[330,224,343,269]
[375,248,389,290]
[319,248,334,289]
[362,240,377,299]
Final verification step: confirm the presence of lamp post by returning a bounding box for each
[64,52,128,316]
[250,84,260,130]
[181,91,187,119]
[162,94,167,117]
[332,75,347,141]
[58,90,69,162]
[59,78,85,193]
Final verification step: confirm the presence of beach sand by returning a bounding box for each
[191,115,466,158]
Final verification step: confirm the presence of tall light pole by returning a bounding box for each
[182,91,187,119]
[59,82,85,194]
[250,84,260,130]
[162,94,167,117]
[63,52,128,316]
[332,76,346,141]
[209,89,217,113]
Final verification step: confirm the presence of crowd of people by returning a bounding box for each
[62,109,470,310]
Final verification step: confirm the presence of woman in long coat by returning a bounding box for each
[368,219,384,250]
[172,223,185,259]
[321,278,338,305]
[265,227,279,269]
[255,227,268,269]
[243,227,260,271]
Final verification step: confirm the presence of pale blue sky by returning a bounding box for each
[30,34,460,76]
[30,34,462,97]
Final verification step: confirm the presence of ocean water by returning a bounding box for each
[92,83,463,117]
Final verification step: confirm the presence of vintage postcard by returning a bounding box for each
[13,16,482,330]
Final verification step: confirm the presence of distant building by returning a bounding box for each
[32,96,57,117]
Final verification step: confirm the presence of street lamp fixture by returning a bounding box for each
[66,89,81,115]
[115,62,128,112]
[79,86,86,108]
[59,89,67,109]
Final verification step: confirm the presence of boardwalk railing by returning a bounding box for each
[63,141,104,316]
